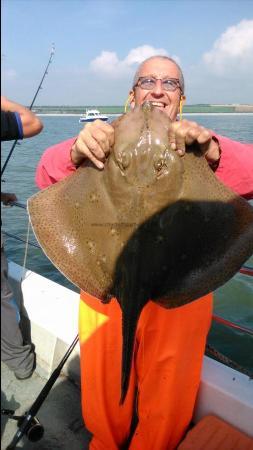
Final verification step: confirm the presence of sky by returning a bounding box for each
[1,0,253,106]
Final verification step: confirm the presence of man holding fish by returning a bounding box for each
[35,56,253,449]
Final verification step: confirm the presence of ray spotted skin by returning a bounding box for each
[28,103,253,402]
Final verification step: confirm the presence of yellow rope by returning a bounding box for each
[179,95,186,121]
[124,95,132,113]
[22,218,31,281]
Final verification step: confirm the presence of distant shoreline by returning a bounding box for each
[33,104,253,115]
[37,112,253,117]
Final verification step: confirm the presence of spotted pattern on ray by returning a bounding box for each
[28,103,253,403]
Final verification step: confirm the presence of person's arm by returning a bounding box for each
[70,120,114,169]
[168,119,220,164]
[1,111,23,141]
[36,122,253,201]
[213,134,253,200]
[167,120,253,199]
[35,137,78,189]
[1,96,43,138]
[36,118,217,188]
[35,120,114,189]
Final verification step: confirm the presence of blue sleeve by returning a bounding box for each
[14,112,24,139]
[1,110,23,141]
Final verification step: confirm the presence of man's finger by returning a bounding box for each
[169,121,188,153]
[174,126,188,155]
[84,147,105,169]
[91,128,111,155]
[90,120,115,146]
[82,134,106,161]
[168,135,177,150]
[196,129,212,145]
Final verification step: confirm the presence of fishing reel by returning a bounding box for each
[1,408,44,445]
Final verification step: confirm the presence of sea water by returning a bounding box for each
[1,113,253,372]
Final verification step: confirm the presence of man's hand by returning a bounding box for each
[71,120,115,169]
[168,120,221,166]
[1,192,17,205]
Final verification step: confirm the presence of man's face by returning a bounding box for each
[130,58,182,121]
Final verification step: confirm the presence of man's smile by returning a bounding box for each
[147,101,167,109]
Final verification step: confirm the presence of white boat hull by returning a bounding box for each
[79,109,108,123]
[8,260,253,436]
[79,116,108,123]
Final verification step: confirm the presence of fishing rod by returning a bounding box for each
[1,44,55,177]
[3,334,79,449]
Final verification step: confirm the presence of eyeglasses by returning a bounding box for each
[134,76,181,92]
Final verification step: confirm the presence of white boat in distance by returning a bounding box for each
[79,109,108,123]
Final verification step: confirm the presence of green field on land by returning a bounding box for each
[32,104,252,114]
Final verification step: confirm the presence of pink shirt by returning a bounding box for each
[35,134,253,200]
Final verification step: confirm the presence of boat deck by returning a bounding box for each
[1,362,91,449]
[3,358,252,450]
[178,415,253,449]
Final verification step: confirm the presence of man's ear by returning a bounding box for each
[124,90,135,112]
[129,90,135,110]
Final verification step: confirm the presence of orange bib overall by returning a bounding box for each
[79,292,213,450]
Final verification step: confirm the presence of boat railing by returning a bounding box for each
[2,201,253,339]
[3,231,41,249]
[11,201,27,210]
[212,314,253,336]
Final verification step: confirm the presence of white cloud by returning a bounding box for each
[203,19,253,75]
[89,51,123,76]
[124,45,168,65]
[89,45,178,78]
